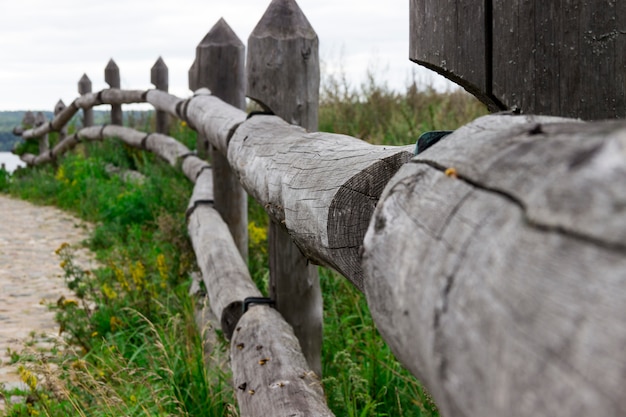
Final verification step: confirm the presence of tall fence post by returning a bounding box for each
[190,33,211,159]
[196,18,249,261]
[78,74,94,127]
[34,112,49,155]
[151,57,170,134]
[54,100,67,142]
[105,59,123,125]
[247,0,322,376]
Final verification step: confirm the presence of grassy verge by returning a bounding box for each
[0,76,486,416]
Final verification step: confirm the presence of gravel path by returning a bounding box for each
[0,194,95,406]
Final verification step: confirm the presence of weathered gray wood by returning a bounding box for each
[78,74,94,127]
[54,100,67,142]
[13,111,35,136]
[193,28,214,159]
[188,59,199,93]
[22,124,191,169]
[105,59,123,125]
[201,18,249,262]
[185,89,246,156]
[411,0,626,119]
[362,114,626,417]
[151,57,170,134]
[491,1,626,119]
[247,0,319,130]
[181,155,210,184]
[23,111,35,127]
[187,169,262,339]
[145,89,184,118]
[409,0,502,111]
[34,112,49,155]
[248,0,322,376]
[231,305,334,417]
[228,115,414,290]
[21,90,146,140]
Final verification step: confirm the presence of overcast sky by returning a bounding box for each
[0,0,455,111]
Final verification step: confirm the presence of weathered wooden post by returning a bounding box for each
[22,111,35,128]
[189,32,210,159]
[105,59,123,125]
[78,74,94,127]
[151,57,170,134]
[410,0,626,119]
[196,18,249,261]
[247,0,322,376]
[54,100,67,142]
[34,112,49,155]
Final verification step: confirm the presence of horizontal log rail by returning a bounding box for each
[14,87,626,417]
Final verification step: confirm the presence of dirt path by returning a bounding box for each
[0,195,95,407]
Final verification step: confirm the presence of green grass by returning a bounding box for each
[0,75,486,416]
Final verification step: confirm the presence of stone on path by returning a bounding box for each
[0,195,95,409]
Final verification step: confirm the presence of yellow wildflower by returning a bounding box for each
[18,366,37,390]
[55,242,69,255]
[114,265,130,292]
[180,120,187,128]
[110,316,123,332]
[248,221,268,254]
[130,261,146,288]
[102,283,117,300]
[62,299,78,307]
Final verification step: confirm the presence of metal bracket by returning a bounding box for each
[243,297,275,313]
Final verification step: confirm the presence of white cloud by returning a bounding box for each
[0,0,455,110]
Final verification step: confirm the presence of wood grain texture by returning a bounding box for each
[228,115,414,290]
[492,0,626,119]
[230,305,334,417]
[185,90,247,156]
[411,0,626,118]
[247,0,319,130]
[187,169,262,339]
[409,0,501,110]
[362,114,626,417]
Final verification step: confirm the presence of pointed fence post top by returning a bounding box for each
[151,56,169,91]
[22,111,35,126]
[250,0,317,40]
[247,0,319,130]
[78,74,92,95]
[54,100,66,115]
[34,111,47,126]
[105,59,120,88]
[201,18,244,48]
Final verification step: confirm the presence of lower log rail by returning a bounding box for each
[362,114,626,417]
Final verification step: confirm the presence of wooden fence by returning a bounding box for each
[12,0,626,416]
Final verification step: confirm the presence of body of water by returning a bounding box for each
[0,152,26,173]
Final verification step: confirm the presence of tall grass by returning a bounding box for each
[0,72,487,416]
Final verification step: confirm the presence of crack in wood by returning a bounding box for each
[412,159,626,253]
